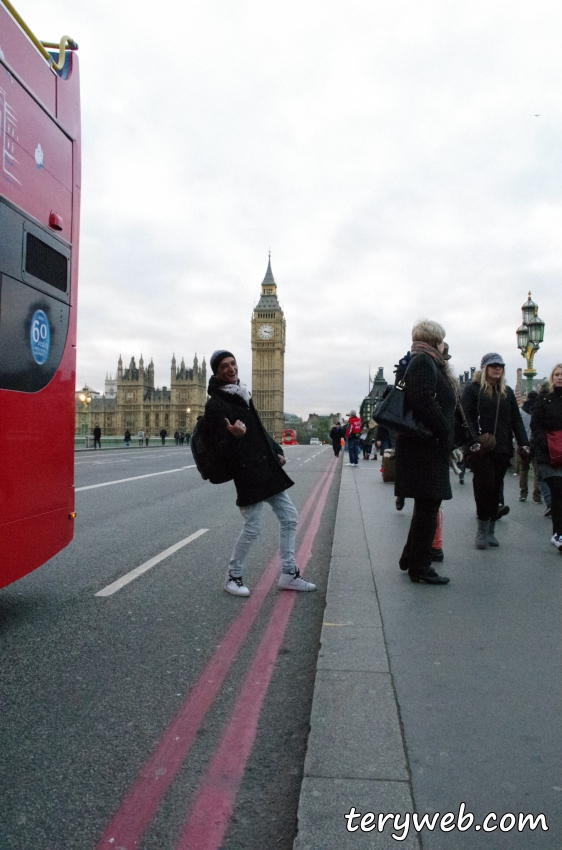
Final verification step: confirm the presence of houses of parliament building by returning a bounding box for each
[75,257,286,439]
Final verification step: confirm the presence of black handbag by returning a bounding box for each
[373,381,433,439]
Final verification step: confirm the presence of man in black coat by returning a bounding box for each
[329,423,343,456]
[203,349,316,597]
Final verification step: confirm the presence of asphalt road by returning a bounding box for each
[0,444,341,850]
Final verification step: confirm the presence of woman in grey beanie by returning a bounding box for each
[461,353,530,549]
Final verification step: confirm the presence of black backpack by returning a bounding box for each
[191,415,235,484]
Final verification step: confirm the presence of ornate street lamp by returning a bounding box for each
[516,292,545,395]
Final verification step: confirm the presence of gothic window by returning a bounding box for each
[155,413,160,427]
[165,414,169,426]
[145,414,150,427]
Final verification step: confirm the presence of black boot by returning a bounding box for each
[410,568,450,585]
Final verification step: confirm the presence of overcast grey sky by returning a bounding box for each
[21,0,562,417]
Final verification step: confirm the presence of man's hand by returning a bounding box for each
[226,418,247,438]
[278,455,287,467]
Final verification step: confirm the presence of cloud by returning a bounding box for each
[18,0,562,416]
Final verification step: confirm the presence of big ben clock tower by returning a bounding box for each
[251,254,286,438]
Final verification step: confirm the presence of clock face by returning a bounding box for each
[258,323,274,340]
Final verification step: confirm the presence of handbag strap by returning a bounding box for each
[492,391,500,438]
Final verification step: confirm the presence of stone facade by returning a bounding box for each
[251,257,286,439]
[75,354,207,437]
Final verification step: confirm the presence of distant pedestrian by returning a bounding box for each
[93,424,101,450]
[138,428,144,447]
[330,422,344,457]
[202,349,316,597]
[160,428,167,446]
[145,430,150,447]
[180,431,185,445]
[345,410,361,467]
[518,392,541,502]
[530,363,562,556]
[185,431,191,445]
[361,427,373,460]
[395,320,455,584]
[462,353,530,550]
[124,429,131,447]
[174,430,180,446]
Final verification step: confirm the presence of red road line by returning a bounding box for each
[96,460,336,850]
[175,459,338,850]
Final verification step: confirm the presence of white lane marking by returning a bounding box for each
[75,452,189,466]
[95,529,209,597]
[76,466,196,491]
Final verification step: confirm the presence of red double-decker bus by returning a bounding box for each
[0,1,80,588]
[282,428,298,446]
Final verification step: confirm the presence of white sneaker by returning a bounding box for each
[224,573,250,596]
[551,534,562,550]
[345,462,354,466]
[278,569,316,591]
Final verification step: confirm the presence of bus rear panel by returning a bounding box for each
[0,3,80,588]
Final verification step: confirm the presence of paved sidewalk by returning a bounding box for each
[294,460,562,849]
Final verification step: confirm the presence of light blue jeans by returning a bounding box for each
[228,490,298,578]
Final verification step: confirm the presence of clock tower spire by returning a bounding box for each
[251,254,286,439]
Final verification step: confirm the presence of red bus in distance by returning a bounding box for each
[0,2,80,588]
[282,429,298,446]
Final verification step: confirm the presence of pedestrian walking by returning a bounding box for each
[145,430,150,447]
[174,430,180,446]
[138,428,144,447]
[346,410,361,467]
[124,429,131,447]
[530,363,562,556]
[361,427,373,460]
[396,320,456,584]
[462,353,530,549]
[202,349,316,597]
[159,428,167,445]
[93,424,101,450]
[329,422,344,457]
[518,392,541,502]
[536,381,553,513]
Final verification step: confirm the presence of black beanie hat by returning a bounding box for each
[210,349,235,374]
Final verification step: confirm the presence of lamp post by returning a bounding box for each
[516,292,545,396]
[77,386,92,436]
[186,406,191,434]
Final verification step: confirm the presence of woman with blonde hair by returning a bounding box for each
[462,353,530,549]
[530,363,562,555]
[395,319,456,584]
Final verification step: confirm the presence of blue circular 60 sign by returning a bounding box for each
[30,310,50,365]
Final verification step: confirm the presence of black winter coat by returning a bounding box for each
[202,378,294,507]
[329,426,343,446]
[395,352,456,501]
[461,380,528,457]
[530,387,562,464]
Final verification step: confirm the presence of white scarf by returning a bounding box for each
[220,380,251,404]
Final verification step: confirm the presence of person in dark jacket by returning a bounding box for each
[395,320,456,584]
[159,428,167,445]
[462,353,530,549]
[93,424,102,450]
[519,391,540,502]
[530,363,562,554]
[329,423,344,457]
[124,429,131,447]
[203,349,316,597]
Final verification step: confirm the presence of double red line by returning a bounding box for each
[97,457,338,850]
